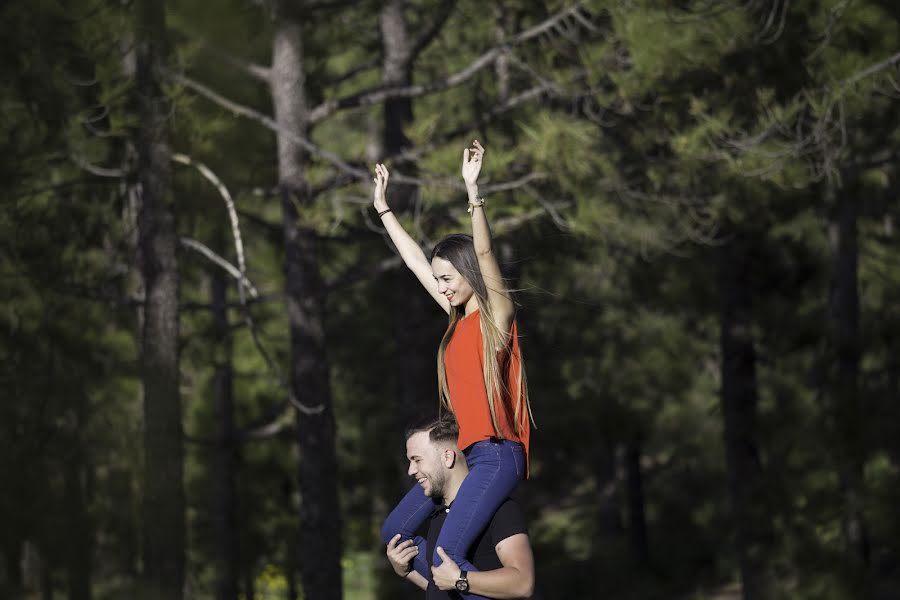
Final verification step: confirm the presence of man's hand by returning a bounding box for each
[385,534,418,579]
[431,546,462,591]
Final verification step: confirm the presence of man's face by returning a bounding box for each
[406,431,449,498]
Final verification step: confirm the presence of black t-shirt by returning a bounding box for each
[423,498,531,600]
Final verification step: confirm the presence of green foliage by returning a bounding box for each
[3,0,900,598]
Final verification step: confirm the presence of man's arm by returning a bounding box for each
[385,534,428,591]
[432,534,535,599]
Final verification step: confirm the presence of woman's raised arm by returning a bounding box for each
[373,163,450,314]
[461,142,514,332]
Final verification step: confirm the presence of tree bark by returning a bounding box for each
[381,0,436,439]
[211,255,240,600]
[719,235,775,600]
[269,4,342,599]
[64,453,92,600]
[827,181,871,569]
[624,438,650,569]
[243,568,255,600]
[134,0,184,597]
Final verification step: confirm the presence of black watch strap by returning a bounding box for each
[455,569,469,592]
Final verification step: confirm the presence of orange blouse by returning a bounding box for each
[444,309,530,474]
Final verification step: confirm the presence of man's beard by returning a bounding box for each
[428,470,448,500]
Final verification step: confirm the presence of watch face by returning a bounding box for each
[455,579,469,592]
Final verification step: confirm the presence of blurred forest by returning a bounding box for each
[2,0,899,599]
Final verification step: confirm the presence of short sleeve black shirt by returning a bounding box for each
[423,498,530,600]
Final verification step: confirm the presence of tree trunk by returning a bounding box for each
[597,443,624,537]
[134,0,184,597]
[108,468,138,576]
[40,548,53,600]
[243,568,255,600]
[64,453,92,600]
[211,257,240,600]
[380,0,438,441]
[719,235,774,600]
[269,4,342,599]
[3,537,23,594]
[624,438,650,569]
[494,2,511,102]
[827,181,871,569]
[377,13,440,598]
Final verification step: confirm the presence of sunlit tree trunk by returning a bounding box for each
[134,0,184,596]
[269,3,342,599]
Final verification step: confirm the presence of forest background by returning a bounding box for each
[2,1,899,599]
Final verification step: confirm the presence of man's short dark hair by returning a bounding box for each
[405,413,459,444]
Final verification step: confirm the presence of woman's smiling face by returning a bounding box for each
[431,256,474,307]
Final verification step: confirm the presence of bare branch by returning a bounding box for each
[170,70,549,195]
[199,43,271,83]
[172,153,253,295]
[323,55,380,87]
[170,153,325,415]
[168,70,370,180]
[393,82,557,162]
[169,70,466,190]
[410,0,457,60]
[307,4,585,123]
[481,172,548,195]
[70,154,126,178]
[236,400,296,441]
[716,50,900,180]
[179,236,259,297]
[842,50,900,89]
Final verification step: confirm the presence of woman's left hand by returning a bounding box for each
[461,140,485,188]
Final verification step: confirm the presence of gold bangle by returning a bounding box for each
[467,197,485,214]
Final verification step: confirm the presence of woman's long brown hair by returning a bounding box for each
[431,234,534,437]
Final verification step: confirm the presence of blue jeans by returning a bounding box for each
[380,439,524,599]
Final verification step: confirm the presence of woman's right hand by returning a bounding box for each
[373,163,390,212]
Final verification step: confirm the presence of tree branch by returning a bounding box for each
[169,69,546,194]
[172,153,253,295]
[70,154,126,178]
[170,152,325,416]
[841,50,900,89]
[197,42,271,83]
[178,236,259,297]
[307,3,585,123]
[168,70,370,180]
[410,0,457,60]
[393,81,558,162]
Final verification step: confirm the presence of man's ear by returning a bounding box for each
[442,447,457,468]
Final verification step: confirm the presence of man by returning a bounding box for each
[384,417,537,599]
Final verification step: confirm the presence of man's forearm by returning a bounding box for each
[467,567,534,599]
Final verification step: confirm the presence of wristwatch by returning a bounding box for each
[455,570,469,592]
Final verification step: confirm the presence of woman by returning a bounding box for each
[375,141,534,597]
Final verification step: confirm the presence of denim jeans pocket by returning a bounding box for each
[511,443,524,479]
